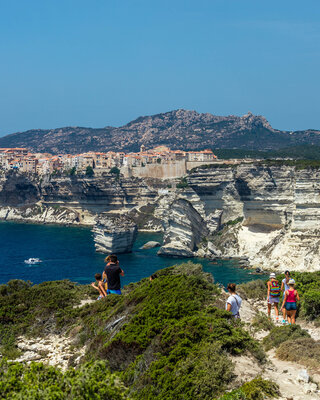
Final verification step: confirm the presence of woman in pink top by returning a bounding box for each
[281,279,300,324]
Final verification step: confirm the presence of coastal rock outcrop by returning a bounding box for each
[158,198,209,257]
[140,241,161,249]
[92,215,138,254]
[188,164,320,271]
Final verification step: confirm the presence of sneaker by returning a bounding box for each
[282,319,287,324]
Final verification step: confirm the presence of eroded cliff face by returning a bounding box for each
[187,164,320,272]
[0,172,161,225]
[1,166,320,271]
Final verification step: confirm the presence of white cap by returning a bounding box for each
[269,273,276,278]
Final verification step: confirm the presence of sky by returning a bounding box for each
[0,0,319,136]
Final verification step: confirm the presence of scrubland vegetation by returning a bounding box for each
[1,266,320,398]
[0,263,279,399]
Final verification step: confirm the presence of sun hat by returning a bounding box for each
[269,273,276,278]
[288,279,295,285]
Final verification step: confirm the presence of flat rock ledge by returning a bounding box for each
[158,245,194,258]
[92,215,138,254]
[140,241,161,249]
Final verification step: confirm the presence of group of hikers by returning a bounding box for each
[91,254,124,299]
[92,256,300,325]
[225,270,300,324]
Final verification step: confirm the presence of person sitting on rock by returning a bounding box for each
[91,273,107,300]
[226,283,242,319]
[267,273,281,322]
[103,254,124,295]
[281,279,300,325]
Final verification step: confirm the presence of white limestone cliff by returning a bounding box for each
[92,215,137,254]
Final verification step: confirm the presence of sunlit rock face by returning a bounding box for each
[0,164,320,271]
[188,164,320,271]
[158,198,209,258]
[92,215,138,254]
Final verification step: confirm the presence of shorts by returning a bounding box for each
[286,302,297,311]
[107,289,122,295]
[268,296,280,304]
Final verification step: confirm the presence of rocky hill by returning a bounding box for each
[1,109,320,154]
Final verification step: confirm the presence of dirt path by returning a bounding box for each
[241,298,320,399]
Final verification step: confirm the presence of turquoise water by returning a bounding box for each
[0,222,262,288]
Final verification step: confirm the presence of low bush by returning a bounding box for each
[251,313,274,332]
[276,337,320,370]
[176,176,189,188]
[225,217,244,226]
[238,280,267,301]
[263,325,310,351]
[0,359,128,399]
[0,279,92,356]
[216,377,280,400]
[301,289,320,320]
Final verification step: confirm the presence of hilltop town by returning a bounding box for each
[0,145,219,179]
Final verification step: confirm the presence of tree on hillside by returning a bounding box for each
[85,166,94,177]
[109,166,120,175]
[69,167,76,176]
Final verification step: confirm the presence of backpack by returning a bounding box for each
[270,280,280,297]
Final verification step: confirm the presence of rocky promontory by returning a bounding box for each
[92,215,137,254]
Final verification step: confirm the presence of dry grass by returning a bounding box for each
[276,337,320,371]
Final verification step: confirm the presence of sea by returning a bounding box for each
[0,222,263,288]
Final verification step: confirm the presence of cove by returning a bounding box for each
[0,222,263,287]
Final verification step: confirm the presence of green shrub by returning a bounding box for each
[176,177,189,188]
[85,165,94,176]
[110,166,120,175]
[276,337,320,369]
[0,280,91,357]
[302,289,320,320]
[217,377,279,399]
[0,359,128,399]
[225,217,244,226]
[238,280,267,300]
[251,313,274,332]
[263,325,310,351]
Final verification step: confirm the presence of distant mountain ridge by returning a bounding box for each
[0,109,320,154]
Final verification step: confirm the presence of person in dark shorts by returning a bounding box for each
[281,279,300,325]
[103,254,124,295]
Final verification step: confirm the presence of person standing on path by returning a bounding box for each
[226,283,242,319]
[267,273,281,322]
[103,254,124,295]
[280,270,292,324]
[281,279,300,325]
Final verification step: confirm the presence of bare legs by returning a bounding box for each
[268,302,279,318]
[282,305,287,321]
[287,310,297,324]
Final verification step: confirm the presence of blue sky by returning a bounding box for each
[0,0,319,136]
